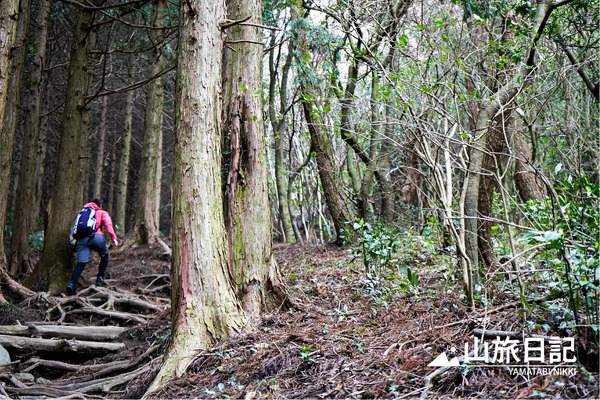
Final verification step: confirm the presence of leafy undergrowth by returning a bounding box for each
[150,243,599,400]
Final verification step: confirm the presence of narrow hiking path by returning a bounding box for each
[0,247,171,399]
[0,244,598,399]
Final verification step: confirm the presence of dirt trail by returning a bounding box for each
[0,244,597,399]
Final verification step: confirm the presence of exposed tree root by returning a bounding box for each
[0,267,167,399]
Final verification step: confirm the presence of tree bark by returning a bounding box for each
[128,0,166,248]
[78,27,97,207]
[115,87,135,235]
[222,0,285,315]
[0,0,27,273]
[513,127,544,202]
[145,0,247,393]
[462,0,561,306]
[9,0,51,278]
[92,93,109,198]
[27,2,96,293]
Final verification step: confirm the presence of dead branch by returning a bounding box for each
[0,334,125,354]
[66,307,148,324]
[5,385,84,398]
[0,325,127,341]
[225,40,264,45]
[219,16,252,29]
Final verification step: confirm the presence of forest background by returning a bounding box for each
[0,0,598,397]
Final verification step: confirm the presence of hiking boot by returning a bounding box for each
[66,283,76,296]
[95,277,106,286]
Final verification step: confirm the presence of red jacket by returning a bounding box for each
[83,202,118,241]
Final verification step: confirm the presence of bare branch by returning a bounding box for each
[219,16,251,29]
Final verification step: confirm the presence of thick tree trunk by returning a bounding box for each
[145,0,246,393]
[9,0,51,277]
[222,0,285,315]
[2,0,31,206]
[0,0,21,302]
[27,4,95,293]
[0,0,28,272]
[128,0,165,248]
[115,88,134,235]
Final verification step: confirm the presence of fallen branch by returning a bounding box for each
[5,385,82,398]
[0,324,127,341]
[219,16,251,29]
[0,334,125,354]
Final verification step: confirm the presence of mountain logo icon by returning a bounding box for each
[428,349,460,367]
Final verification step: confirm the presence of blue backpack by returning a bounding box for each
[71,207,98,240]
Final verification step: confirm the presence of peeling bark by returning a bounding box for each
[145,0,247,393]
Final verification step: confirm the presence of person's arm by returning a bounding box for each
[101,211,119,246]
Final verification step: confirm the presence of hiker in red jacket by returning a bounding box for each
[66,199,119,295]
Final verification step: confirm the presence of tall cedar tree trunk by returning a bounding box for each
[222,0,285,313]
[9,0,51,277]
[92,94,109,198]
[78,26,96,208]
[128,0,166,248]
[144,0,247,394]
[115,87,135,235]
[1,0,30,268]
[268,34,294,242]
[32,66,52,226]
[0,0,21,302]
[2,0,31,212]
[0,0,31,277]
[27,3,95,292]
[462,0,562,306]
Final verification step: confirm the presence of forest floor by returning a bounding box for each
[0,241,598,399]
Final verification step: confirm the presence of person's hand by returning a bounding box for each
[113,239,119,247]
